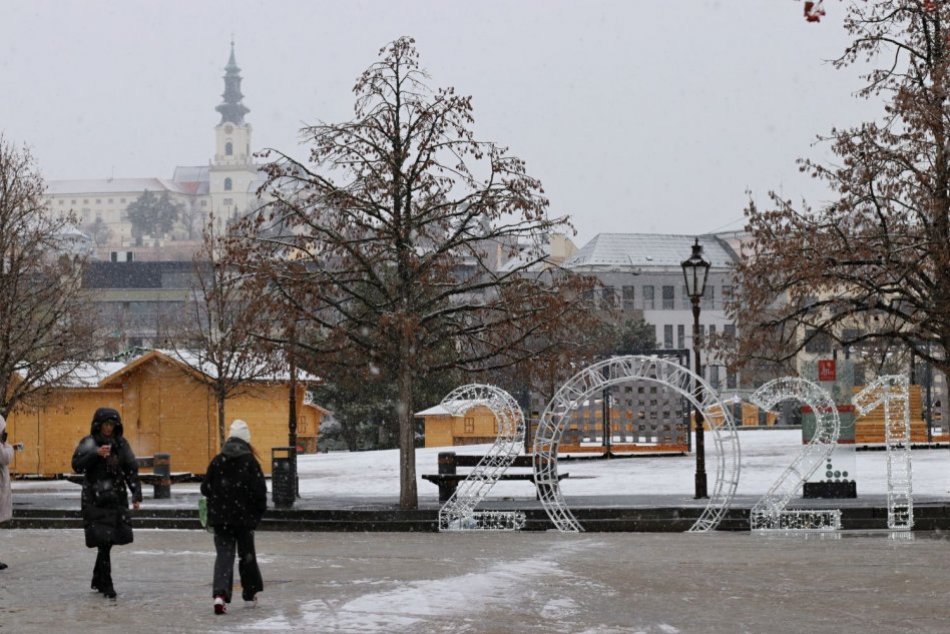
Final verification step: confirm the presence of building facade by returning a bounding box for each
[44,42,264,260]
[562,232,740,391]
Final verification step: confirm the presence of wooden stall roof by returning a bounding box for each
[97,349,322,388]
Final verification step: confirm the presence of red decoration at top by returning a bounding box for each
[804,0,826,22]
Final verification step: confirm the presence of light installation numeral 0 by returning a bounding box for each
[532,355,741,533]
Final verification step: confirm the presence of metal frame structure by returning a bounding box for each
[747,377,842,532]
[533,355,740,533]
[853,375,914,531]
[437,384,527,531]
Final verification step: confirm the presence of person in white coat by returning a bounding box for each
[0,414,21,571]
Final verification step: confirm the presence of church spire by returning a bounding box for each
[215,39,250,125]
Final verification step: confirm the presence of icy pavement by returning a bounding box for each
[1,528,950,633]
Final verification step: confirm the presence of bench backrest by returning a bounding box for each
[449,454,534,468]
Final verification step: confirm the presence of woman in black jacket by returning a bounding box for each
[201,419,267,615]
[71,407,142,599]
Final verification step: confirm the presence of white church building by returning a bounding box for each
[43,42,263,260]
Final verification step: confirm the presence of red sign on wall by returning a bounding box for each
[818,359,836,382]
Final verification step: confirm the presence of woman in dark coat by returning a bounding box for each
[201,419,267,615]
[71,407,142,599]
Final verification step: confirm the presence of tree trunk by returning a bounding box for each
[398,341,418,509]
[217,387,227,451]
[338,416,360,451]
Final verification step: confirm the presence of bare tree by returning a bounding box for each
[126,190,182,246]
[176,217,282,447]
[82,217,112,247]
[0,135,99,416]
[233,37,593,509]
[729,1,950,378]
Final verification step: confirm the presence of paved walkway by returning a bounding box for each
[1,528,949,633]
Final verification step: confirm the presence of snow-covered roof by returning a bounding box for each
[563,233,737,270]
[496,237,550,274]
[40,361,128,388]
[46,178,193,196]
[151,349,321,383]
[172,165,210,183]
[415,399,487,417]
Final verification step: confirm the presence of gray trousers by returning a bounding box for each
[212,527,263,602]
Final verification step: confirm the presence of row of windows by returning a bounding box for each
[803,328,865,354]
[590,284,733,311]
[660,323,736,349]
[59,198,213,211]
[60,197,128,206]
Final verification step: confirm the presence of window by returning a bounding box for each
[724,324,736,339]
[804,329,832,353]
[663,324,673,348]
[201,200,208,207]
[95,199,101,204]
[681,285,691,309]
[722,285,733,303]
[703,286,716,310]
[225,141,233,156]
[677,324,685,348]
[643,286,655,310]
[223,198,233,206]
[224,177,233,191]
[58,200,64,206]
[108,198,113,204]
[120,198,126,203]
[726,370,737,389]
[601,285,616,308]
[464,417,475,434]
[622,286,635,310]
[662,286,674,309]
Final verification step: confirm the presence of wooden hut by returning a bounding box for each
[5,350,325,477]
[417,402,499,447]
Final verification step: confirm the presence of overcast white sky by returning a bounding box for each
[0,0,880,248]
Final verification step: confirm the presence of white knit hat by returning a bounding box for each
[229,419,251,443]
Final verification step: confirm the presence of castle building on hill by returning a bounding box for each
[44,42,264,260]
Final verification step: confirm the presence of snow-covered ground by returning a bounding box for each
[15,429,950,500]
[295,429,950,499]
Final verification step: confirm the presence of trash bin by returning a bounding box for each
[272,446,296,508]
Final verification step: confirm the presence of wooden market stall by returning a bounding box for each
[5,350,324,477]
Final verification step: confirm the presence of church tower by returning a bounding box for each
[209,40,258,221]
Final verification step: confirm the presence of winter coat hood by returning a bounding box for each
[89,407,124,439]
[221,436,253,459]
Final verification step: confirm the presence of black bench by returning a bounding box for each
[65,453,193,499]
[422,451,569,503]
[135,454,194,499]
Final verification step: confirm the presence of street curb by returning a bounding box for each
[8,503,950,532]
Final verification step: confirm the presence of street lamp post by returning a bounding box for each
[681,238,710,499]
